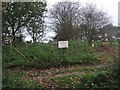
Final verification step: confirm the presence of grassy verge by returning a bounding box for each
[2,69,43,89]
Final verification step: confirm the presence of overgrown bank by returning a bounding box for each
[2,41,101,69]
[2,41,119,89]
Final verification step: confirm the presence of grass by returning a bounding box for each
[3,67,113,89]
[2,69,43,89]
[52,71,107,88]
[51,66,107,88]
[67,67,104,73]
[2,40,101,69]
[2,41,118,88]
[77,71,117,88]
[52,74,82,88]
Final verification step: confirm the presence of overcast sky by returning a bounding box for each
[47,0,119,26]
[25,0,120,41]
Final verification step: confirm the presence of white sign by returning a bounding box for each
[58,41,68,48]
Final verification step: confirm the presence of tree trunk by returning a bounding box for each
[12,32,16,44]
[11,26,16,44]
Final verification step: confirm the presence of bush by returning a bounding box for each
[2,41,101,69]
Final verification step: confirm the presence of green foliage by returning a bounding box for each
[2,2,47,43]
[52,75,81,88]
[2,70,43,89]
[3,41,101,69]
[67,67,103,73]
[77,71,116,88]
[65,41,100,65]
[76,58,120,88]
[109,58,120,87]
[52,67,104,88]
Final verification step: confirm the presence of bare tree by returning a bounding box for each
[50,2,81,41]
[80,4,110,45]
[26,17,45,43]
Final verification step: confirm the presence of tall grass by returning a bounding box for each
[2,40,100,69]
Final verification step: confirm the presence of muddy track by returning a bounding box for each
[19,63,108,88]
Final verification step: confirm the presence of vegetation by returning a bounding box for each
[2,40,100,69]
[52,58,120,89]
[2,40,119,89]
[2,1,119,89]
[76,58,120,89]
[52,67,106,88]
[50,2,110,45]
[2,69,43,89]
[109,58,120,87]
[2,1,47,43]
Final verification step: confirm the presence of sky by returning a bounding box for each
[26,0,120,42]
[47,0,119,26]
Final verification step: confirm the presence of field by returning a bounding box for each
[2,40,119,89]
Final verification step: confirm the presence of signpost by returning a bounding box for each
[58,41,68,61]
[58,41,68,48]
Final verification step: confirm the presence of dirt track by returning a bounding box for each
[10,44,118,88]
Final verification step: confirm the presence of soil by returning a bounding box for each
[11,64,107,88]
[94,44,118,54]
